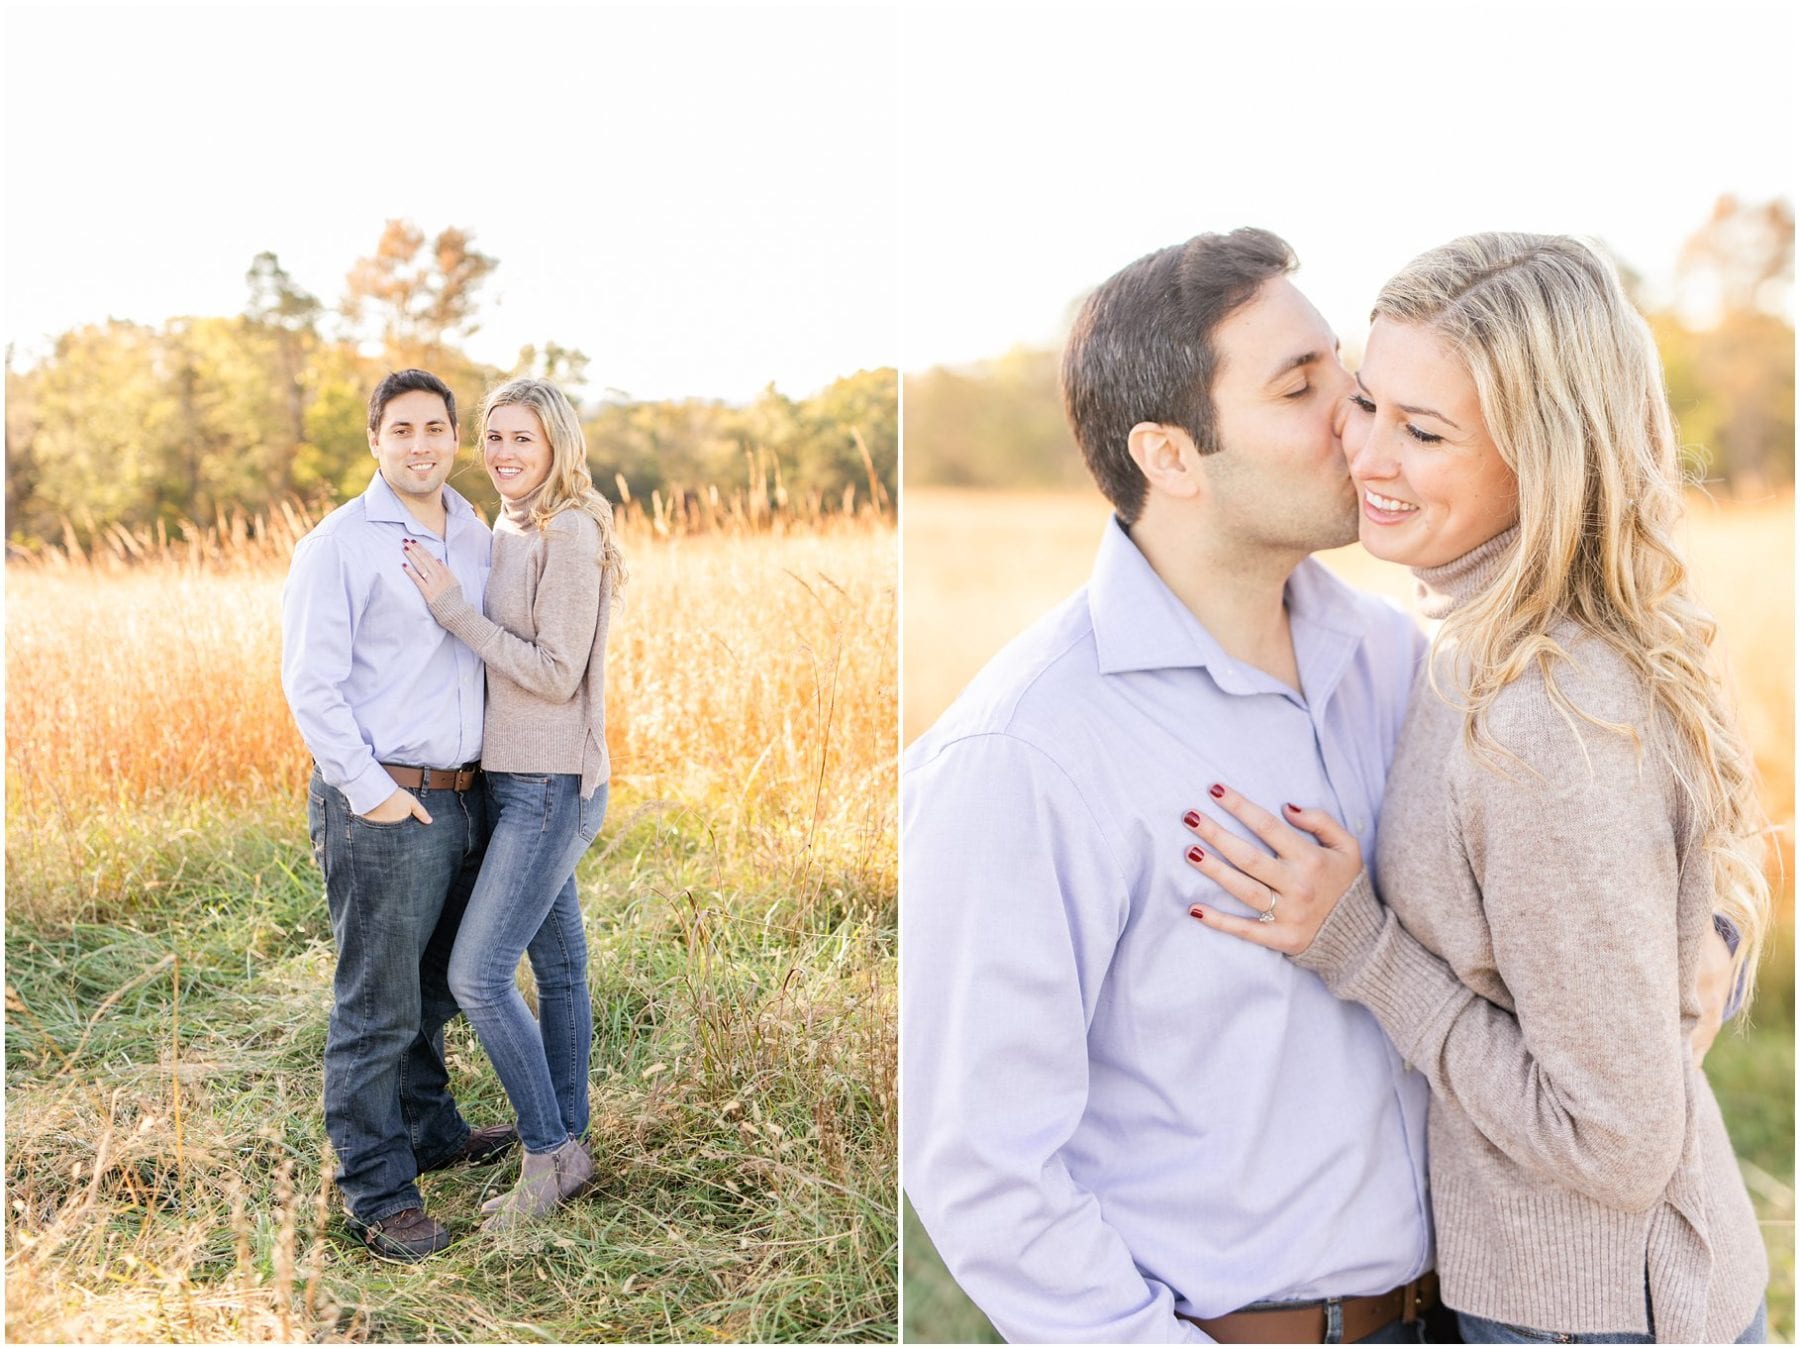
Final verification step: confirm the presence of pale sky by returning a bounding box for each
[899,5,1796,371]
[5,5,899,404]
[9,6,1793,399]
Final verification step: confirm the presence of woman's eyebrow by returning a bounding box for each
[1354,372,1461,429]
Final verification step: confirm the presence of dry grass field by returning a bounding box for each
[9,519,897,921]
[902,487,1795,1344]
[5,516,897,1343]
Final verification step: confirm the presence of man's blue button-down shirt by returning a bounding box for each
[902,518,1433,1343]
[281,470,490,815]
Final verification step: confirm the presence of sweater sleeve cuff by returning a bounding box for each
[427,586,495,650]
[1293,870,1385,985]
[1292,869,1472,1064]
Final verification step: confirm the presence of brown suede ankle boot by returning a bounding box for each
[481,1137,593,1231]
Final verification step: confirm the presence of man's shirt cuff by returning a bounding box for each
[341,761,400,817]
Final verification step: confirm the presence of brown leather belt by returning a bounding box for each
[381,763,481,793]
[1178,1273,1437,1344]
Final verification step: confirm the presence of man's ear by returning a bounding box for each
[1126,422,1203,503]
[368,429,381,458]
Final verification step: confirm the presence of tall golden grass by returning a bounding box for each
[6,506,897,918]
[904,487,1795,916]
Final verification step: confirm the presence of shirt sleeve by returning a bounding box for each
[280,534,398,815]
[1294,692,1688,1214]
[1713,912,1748,1022]
[903,732,1211,1344]
[427,514,601,702]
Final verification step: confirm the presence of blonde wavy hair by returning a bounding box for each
[1375,232,1770,1005]
[481,377,625,596]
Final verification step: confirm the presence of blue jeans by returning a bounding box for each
[308,769,488,1223]
[448,773,604,1154]
[1359,1318,1426,1343]
[1456,1298,1767,1343]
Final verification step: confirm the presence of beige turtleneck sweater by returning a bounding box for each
[1295,526,1765,1343]
[427,490,613,798]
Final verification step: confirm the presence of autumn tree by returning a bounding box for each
[1661,196,1795,491]
[6,345,47,545]
[166,314,302,520]
[1678,195,1794,321]
[512,341,592,390]
[245,250,321,463]
[4,214,893,546]
[903,345,1082,489]
[802,367,898,506]
[21,322,187,534]
[342,220,497,371]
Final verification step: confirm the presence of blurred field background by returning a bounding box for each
[900,195,1795,1343]
[5,221,899,1342]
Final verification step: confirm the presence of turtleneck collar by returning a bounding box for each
[1412,524,1519,620]
[498,482,548,530]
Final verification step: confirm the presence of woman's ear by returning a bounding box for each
[1127,422,1203,503]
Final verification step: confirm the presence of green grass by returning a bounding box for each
[901,926,1796,1344]
[5,793,896,1343]
[903,1201,997,1344]
[1710,921,1797,1343]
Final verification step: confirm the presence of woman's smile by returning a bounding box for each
[1345,318,1518,569]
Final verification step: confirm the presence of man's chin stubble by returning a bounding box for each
[1302,501,1362,554]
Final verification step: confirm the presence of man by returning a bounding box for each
[903,231,1740,1344]
[282,369,515,1261]
[905,230,1434,1343]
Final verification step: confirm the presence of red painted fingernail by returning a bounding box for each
[1285,802,1300,813]
[1209,783,1225,799]
[1190,907,1205,920]
[1183,810,1201,828]
[1186,846,1204,864]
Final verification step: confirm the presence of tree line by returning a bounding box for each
[5,221,897,548]
[907,197,1794,494]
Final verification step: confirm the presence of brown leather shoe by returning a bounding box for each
[349,1207,451,1262]
[420,1123,518,1172]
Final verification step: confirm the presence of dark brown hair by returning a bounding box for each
[1061,228,1296,522]
[368,368,458,435]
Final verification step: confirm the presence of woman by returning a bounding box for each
[1182,234,1770,1343]
[402,376,624,1231]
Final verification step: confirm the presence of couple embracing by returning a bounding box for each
[281,369,623,1260]
[904,231,1770,1343]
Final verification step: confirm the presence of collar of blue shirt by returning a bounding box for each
[360,467,481,536]
[1088,515,1372,706]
